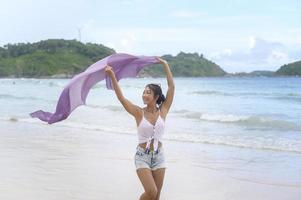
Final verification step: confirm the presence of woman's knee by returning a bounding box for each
[145,187,158,199]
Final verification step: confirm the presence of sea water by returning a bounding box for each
[1,77,301,153]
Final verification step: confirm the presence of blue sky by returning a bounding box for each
[0,0,300,72]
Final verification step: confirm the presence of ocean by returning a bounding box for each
[1,77,301,153]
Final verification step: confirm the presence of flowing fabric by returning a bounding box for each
[30,53,160,124]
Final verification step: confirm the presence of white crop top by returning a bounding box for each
[137,107,165,151]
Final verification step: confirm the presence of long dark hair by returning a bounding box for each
[146,83,166,106]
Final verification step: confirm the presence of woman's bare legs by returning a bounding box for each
[152,168,165,200]
[137,168,158,200]
[136,168,165,200]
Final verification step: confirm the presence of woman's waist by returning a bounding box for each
[138,140,162,151]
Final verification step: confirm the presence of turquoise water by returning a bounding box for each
[1,77,301,153]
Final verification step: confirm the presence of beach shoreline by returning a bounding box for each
[1,119,300,200]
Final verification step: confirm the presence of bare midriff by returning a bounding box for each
[138,139,162,150]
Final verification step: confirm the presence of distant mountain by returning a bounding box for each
[0,39,226,78]
[139,52,227,77]
[226,61,301,77]
[249,70,275,76]
[0,39,115,78]
[1,39,300,78]
[227,70,275,77]
[275,60,301,76]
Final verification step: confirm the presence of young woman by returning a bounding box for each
[105,57,175,200]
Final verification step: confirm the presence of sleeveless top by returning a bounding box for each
[137,107,165,151]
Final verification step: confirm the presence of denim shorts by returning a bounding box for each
[134,145,166,171]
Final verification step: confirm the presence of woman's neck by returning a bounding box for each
[145,105,158,113]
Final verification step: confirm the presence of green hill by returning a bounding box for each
[140,52,226,77]
[275,60,301,76]
[0,39,115,77]
[0,39,226,78]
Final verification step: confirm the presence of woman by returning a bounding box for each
[105,57,175,200]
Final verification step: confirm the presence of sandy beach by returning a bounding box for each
[1,119,300,200]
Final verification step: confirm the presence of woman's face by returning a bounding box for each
[142,86,156,105]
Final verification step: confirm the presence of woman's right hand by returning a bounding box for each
[105,65,115,77]
[156,57,168,65]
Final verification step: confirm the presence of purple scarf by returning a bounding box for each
[30,53,160,124]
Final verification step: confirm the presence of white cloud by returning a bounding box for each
[71,20,301,72]
[81,24,219,55]
[267,50,289,65]
[249,37,284,57]
[249,36,256,49]
[209,49,232,60]
[120,33,137,52]
[209,37,296,72]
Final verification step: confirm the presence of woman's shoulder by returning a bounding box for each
[138,106,144,115]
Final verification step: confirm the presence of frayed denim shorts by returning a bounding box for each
[134,145,166,171]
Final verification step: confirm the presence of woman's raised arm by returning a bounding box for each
[105,65,140,117]
[156,57,175,112]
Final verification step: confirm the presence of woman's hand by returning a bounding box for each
[105,65,115,77]
[156,57,169,66]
